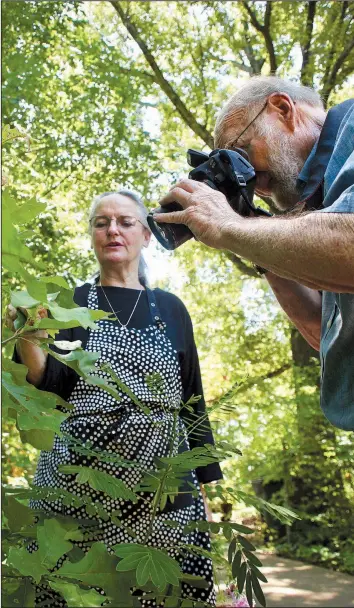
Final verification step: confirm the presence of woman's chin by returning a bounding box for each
[101,251,128,264]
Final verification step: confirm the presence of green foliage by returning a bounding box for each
[115,544,182,589]
[2,1,354,605]
[48,581,106,607]
[2,359,71,450]
[59,465,138,502]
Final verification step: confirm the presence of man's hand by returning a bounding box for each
[155,179,241,249]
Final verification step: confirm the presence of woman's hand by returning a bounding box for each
[5,304,48,338]
[6,304,49,386]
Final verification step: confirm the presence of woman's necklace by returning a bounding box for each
[98,283,142,329]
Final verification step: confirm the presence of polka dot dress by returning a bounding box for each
[29,285,215,607]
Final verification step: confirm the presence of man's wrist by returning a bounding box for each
[219,215,245,251]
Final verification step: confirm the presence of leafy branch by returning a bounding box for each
[241,1,277,74]
[110,1,214,147]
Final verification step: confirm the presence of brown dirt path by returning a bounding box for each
[256,552,354,607]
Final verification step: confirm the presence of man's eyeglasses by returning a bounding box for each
[228,101,268,149]
[90,215,144,231]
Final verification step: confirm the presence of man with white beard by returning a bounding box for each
[155,76,354,431]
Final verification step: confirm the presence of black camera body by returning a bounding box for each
[147,148,271,250]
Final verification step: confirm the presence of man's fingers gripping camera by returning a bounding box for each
[147,148,271,250]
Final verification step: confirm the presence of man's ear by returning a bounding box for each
[266,93,296,133]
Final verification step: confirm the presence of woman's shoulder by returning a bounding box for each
[153,288,190,319]
[73,282,93,306]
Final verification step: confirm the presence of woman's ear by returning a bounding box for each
[143,228,152,248]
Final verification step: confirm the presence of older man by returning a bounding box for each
[155,76,354,431]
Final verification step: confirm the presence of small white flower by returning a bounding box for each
[54,340,82,351]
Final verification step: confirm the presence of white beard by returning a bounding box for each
[256,119,320,211]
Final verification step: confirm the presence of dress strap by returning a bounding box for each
[146,288,165,331]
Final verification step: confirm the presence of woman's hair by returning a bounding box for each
[89,189,150,287]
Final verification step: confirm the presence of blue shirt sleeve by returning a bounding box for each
[319,105,354,212]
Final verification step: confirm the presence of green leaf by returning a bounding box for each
[48,581,106,607]
[232,550,242,579]
[19,428,54,450]
[245,571,254,608]
[237,535,256,552]
[47,301,108,330]
[228,537,236,564]
[100,362,149,414]
[228,522,254,535]
[59,466,138,502]
[2,361,71,449]
[10,290,41,309]
[3,496,36,532]
[2,194,44,271]
[250,563,268,583]
[37,518,73,568]
[243,550,262,567]
[233,491,299,525]
[135,556,152,587]
[7,546,49,583]
[237,561,247,594]
[251,570,266,607]
[14,309,27,331]
[1,578,35,608]
[54,542,120,600]
[40,275,71,290]
[223,523,232,541]
[114,544,181,589]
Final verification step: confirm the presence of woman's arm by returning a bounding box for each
[7,304,48,386]
[8,304,80,398]
[15,332,48,386]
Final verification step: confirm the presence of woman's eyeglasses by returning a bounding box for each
[90,215,144,231]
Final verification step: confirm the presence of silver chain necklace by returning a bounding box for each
[98,284,142,329]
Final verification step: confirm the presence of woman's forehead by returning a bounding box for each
[95,195,137,215]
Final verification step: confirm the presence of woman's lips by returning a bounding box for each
[106,242,123,248]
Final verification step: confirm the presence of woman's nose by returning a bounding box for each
[107,219,120,235]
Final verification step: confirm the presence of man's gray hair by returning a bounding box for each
[214,76,324,147]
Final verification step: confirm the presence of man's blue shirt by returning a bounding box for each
[298,102,354,430]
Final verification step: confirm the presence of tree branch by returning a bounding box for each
[242,1,277,73]
[241,22,265,74]
[300,1,316,86]
[205,50,254,75]
[208,363,292,406]
[320,36,354,102]
[117,65,156,83]
[110,1,214,148]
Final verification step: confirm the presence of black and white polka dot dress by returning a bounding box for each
[29,284,221,607]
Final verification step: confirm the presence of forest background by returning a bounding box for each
[2,0,354,584]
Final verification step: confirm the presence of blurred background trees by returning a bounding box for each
[2,0,354,572]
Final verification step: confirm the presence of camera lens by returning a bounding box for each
[147,203,194,250]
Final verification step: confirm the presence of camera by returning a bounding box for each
[147,148,271,250]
